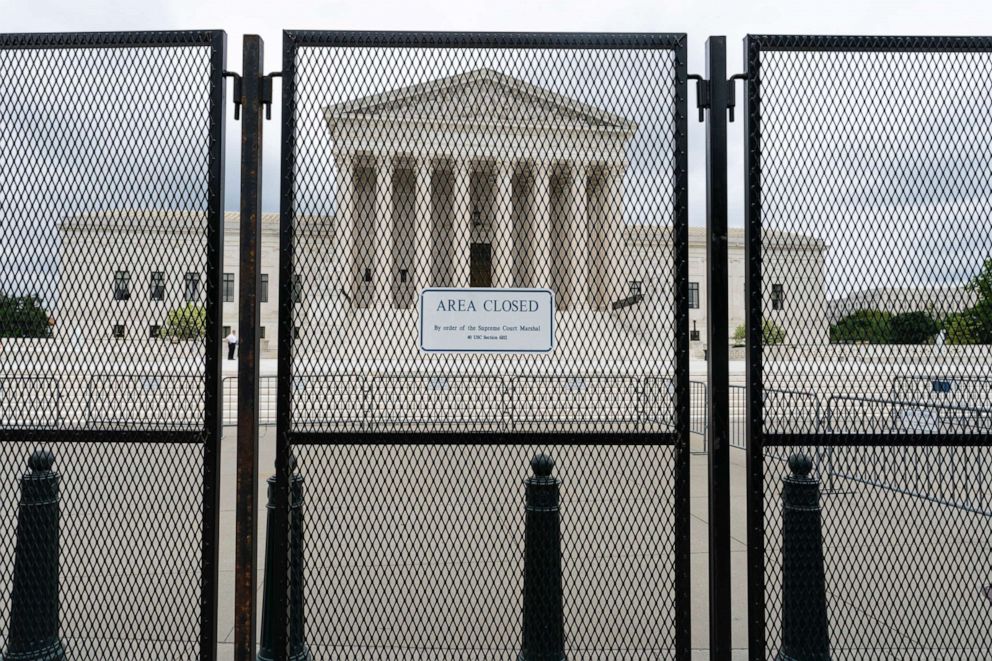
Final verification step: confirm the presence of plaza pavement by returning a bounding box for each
[213,425,753,660]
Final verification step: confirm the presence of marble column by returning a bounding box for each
[334,154,355,304]
[493,161,514,288]
[375,156,395,308]
[604,164,623,308]
[568,163,588,310]
[413,159,432,298]
[531,162,552,288]
[453,161,471,288]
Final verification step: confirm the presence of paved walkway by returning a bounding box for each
[214,429,752,659]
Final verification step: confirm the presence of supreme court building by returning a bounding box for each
[55,68,827,362]
[325,68,631,313]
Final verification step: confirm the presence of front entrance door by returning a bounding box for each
[470,242,492,287]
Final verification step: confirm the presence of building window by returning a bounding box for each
[184,272,200,302]
[261,274,269,303]
[399,268,408,284]
[629,280,642,297]
[113,270,130,301]
[113,324,125,339]
[689,282,700,309]
[149,324,161,338]
[223,273,235,303]
[223,325,231,337]
[292,273,303,303]
[149,271,165,301]
[259,326,266,339]
[772,283,784,311]
[690,320,700,342]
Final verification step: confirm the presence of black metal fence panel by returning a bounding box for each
[0,31,226,659]
[277,30,690,659]
[745,34,992,659]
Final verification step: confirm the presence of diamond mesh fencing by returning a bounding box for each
[278,31,690,658]
[746,36,992,658]
[0,32,225,658]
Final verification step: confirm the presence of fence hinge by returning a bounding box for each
[688,74,708,122]
[223,70,243,120]
[261,72,283,120]
[728,73,748,122]
[689,73,748,123]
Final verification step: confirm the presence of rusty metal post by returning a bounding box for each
[235,34,264,661]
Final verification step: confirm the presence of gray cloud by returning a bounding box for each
[5,0,992,300]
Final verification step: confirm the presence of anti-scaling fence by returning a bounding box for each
[0,31,226,658]
[745,35,992,660]
[275,30,691,658]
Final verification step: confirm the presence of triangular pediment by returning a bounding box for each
[325,68,634,132]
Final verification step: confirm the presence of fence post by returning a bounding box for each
[235,32,265,661]
[3,450,66,661]
[257,464,311,661]
[779,453,830,660]
[703,34,733,660]
[517,454,565,661]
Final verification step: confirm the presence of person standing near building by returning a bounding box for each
[226,329,238,361]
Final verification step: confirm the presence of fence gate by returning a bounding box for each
[274,30,691,658]
[745,35,992,659]
[0,31,226,658]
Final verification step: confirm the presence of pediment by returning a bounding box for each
[325,68,634,132]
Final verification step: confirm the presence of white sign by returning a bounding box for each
[419,288,555,353]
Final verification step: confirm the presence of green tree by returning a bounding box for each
[733,324,746,344]
[830,309,893,344]
[161,304,206,340]
[0,294,52,338]
[966,258,992,302]
[946,259,992,345]
[889,311,940,344]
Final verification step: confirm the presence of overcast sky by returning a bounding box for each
[5,0,992,302]
[7,0,991,225]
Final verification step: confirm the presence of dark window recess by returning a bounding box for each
[363,268,372,283]
[690,320,700,342]
[259,326,266,339]
[689,282,700,309]
[150,271,165,301]
[184,272,200,302]
[113,270,130,300]
[149,324,161,338]
[113,324,125,339]
[292,273,303,303]
[223,273,235,303]
[223,325,231,337]
[771,283,784,310]
[261,274,269,303]
[400,268,408,284]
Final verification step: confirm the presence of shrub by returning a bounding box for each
[830,309,892,344]
[889,311,940,345]
[763,320,786,345]
[161,304,206,340]
[946,300,992,345]
[730,321,785,345]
